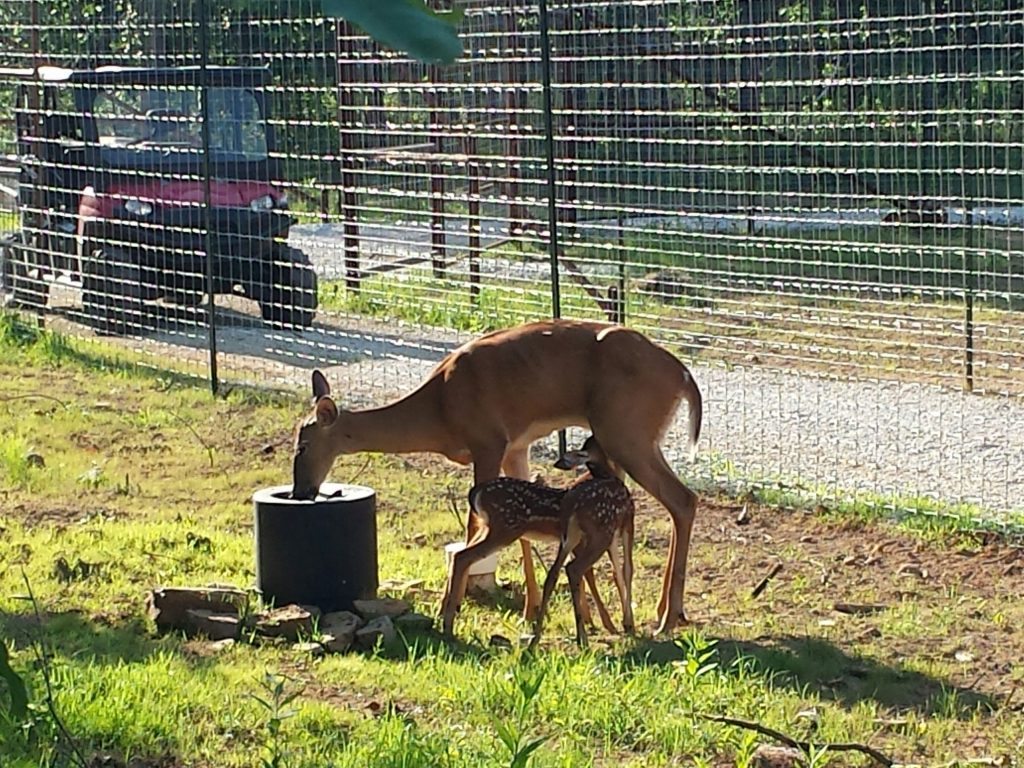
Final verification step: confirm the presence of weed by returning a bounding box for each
[674,631,720,682]
[251,672,303,768]
[489,665,549,768]
[0,432,38,489]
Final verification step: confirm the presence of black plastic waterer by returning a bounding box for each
[252,483,378,611]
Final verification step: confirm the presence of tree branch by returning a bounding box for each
[696,712,894,767]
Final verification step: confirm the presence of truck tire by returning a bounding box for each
[257,245,318,330]
[80,248,149,335]
[0,234,51,311]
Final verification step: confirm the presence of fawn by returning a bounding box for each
[530,436,635,648]
[440,436,634,642]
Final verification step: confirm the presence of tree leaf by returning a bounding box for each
[0,642,29,722]
[321,0,463,63]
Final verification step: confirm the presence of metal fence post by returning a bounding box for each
[539,0,565,455]
[539,0,561,322]
[198,0,219,396]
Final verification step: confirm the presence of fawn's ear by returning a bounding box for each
[311,370,331,400]
[314,395,339,427]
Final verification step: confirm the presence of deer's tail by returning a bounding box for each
[681,368,703,463]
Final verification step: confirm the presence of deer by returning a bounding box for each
[440,435,632,639]
[529,435,634,649]
[291,319,702,635]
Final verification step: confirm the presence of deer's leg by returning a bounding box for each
[501,447,542,621]
[442,534,504,637]
[605,532,632,635]
[468,446,506,542]
[529,524,580,650]
[583,566,618,634]
[609,514,636,635]
[599,440,697,635]
[565,536,610,648]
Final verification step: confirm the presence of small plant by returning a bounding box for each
[490,666,549,768]
[76,465,107,489]
[4,573,89,767]
[251,672,304,768]
[0,431,37,489]
[673,630,720,682]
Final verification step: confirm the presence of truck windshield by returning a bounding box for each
[92,85,267,162]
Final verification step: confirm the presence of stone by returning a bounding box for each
[394,611,434,633]
[293,641,325,657]
[353,597,411,621]
[319,610,363,653]
[184,609,240,641]
[752,745,803,768]
[249,604,320,641]
[146,586,248,633]
[355,616,396,649]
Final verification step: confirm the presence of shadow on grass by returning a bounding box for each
[620,633,995,719]
[0,608,207,768]
[0,607,218,670]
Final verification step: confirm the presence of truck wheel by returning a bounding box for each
[0,235,51,310]
[257,245,318,330]
[80,248,148,336]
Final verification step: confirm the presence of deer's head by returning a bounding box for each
[553,435,621,479]
[291,369,342,500]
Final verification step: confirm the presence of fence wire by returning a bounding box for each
[1,0,1022,520]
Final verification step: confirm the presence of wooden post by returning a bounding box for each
[335,21,361,292]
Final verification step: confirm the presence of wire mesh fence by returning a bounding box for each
[1,0,1022,521]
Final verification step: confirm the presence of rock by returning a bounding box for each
[249,604,320,641]
[394,611,434,633]
[24,452,45,468]
[209,638,236,653]
[355,616,396,649]
[319,610,363,653]
[293,641,325,657]
[353,597,411,621]
[146,586,249,633]
[184,609,241,641]
[752,745,803,768]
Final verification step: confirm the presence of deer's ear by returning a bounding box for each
[312,370,331,400]
[315,395,339,427]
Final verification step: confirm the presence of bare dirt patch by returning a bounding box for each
[670,493,1024,710]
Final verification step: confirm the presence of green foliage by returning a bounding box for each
[321,0,463,63]
[485,665,549,768]
[252,673,304,768]
[0,432,39,490]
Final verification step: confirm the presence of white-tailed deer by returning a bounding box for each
[440,438,628,638]
[291,319,702,633]
[529,435,635,649]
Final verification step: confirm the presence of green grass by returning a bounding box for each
[1,314,1022,767]
[318,272,610,334]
